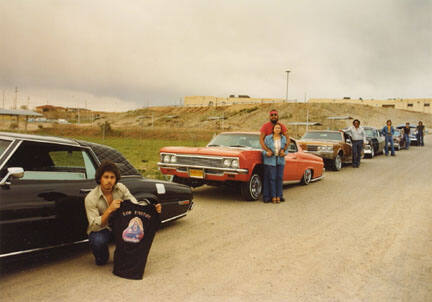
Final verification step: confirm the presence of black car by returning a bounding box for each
[363,126,385,158]
[0,132,193,258]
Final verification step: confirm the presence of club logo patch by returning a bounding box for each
[122,217,144,243]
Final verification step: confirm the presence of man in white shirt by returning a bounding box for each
[348,119,367,168]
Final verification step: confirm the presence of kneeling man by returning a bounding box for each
[85,160,161,265]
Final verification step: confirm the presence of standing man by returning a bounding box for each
[349,119,367,168]
[260,109,289,203]
[85,160,161,265]
[417,121,425,146]
[403,122,411,149]
[382,120,395,156]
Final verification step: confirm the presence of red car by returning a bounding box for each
[158,132,324,201]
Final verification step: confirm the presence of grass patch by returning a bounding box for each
[60,135,208,179]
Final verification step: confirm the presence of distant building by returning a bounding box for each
[65,107,90,113]
[308,98,432,114]
[35,105,66,113]
[184,96,286,106]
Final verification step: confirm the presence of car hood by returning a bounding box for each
[160,146,257,157]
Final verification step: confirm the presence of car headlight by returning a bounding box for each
[223,159,231,167]
[170,155,177,163]
[319,146,332,151]
[231,159,239,168]
[163,155,171,163]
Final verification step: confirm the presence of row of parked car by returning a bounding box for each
[158,124,422,200]
[0,124,421,259]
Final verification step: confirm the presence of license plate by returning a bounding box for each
[189,169,204,179]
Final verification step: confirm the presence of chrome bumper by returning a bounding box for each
[157,162,249,174]
[303,151,334,160]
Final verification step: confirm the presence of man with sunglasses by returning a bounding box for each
[260,109,289,203]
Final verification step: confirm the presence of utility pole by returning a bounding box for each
[305,92,309,132]
[285,70,290,103]
[14,87,18,109]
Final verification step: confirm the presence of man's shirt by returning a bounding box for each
[111,200,160,280]
[260,122,287,136]
[85,182,137,234]
[349,126,367,143]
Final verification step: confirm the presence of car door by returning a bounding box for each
[283,140,302,181]
[0,140,98,256]
[342,132,353,162]
[375,129,385,152]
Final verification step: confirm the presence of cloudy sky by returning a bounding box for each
[1,0,431,111]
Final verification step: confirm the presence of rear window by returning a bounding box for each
[77,140,140,176]
[302,132,342,141]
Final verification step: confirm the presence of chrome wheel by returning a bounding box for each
[333,154,342,171]
[241,173,262,201]
[302,169,312,185]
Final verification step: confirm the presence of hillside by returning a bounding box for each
[103,103,432,138]
[2,103,431,139]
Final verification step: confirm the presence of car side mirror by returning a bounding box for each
[0,167,24,186]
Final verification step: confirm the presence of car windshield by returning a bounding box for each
[394,130,400,136]
[0,139,12,157]
[301,132,342,141]
[208,133,261,149]
[364,129,375,137]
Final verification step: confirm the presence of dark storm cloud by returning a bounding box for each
[0,0,430,110]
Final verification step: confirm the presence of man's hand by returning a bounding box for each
[109,199,123,212]
[154,203,162,214]
[266,150,273,157]
[279,150,286,157]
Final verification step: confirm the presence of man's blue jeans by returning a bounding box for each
[417,133,424,146]
[89,229,112,265]
[404,133,410,149]
[263,165,272,201]
[268,164,284,198]
[385,135,395,155]
[352,140,363,167]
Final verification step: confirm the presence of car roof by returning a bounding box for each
[219,131,260,135]
[0,131,80,146]
[305,130,342,133]
[0,132,141,176]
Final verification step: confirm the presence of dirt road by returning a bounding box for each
[1,137,432,301]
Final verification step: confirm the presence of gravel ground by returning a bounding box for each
[1,137,431,302]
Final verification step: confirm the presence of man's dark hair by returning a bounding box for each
[95,160,121,184]
[353,119,360,125]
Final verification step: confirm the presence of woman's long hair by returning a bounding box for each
[272,122,284,137]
